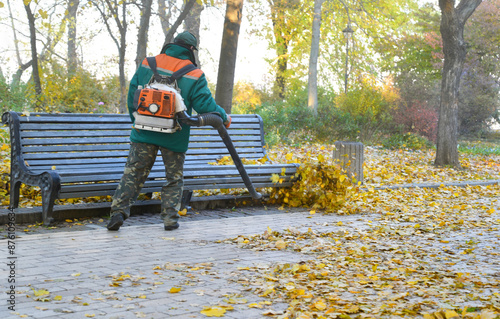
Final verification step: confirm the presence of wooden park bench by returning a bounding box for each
[2,112,299,225]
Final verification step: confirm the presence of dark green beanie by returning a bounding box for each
[174,31,198,50]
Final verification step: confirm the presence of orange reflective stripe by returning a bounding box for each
[143,55,203,80]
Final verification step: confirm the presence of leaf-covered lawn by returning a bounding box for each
[216,145,500,318]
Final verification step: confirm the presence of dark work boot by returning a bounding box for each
[164,222,179,231]
[107,213,125,231]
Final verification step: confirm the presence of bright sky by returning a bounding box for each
[0,2,273,87]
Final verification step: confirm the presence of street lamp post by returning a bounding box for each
[342,24,354,94]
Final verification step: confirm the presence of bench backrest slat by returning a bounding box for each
[7,112,266,171]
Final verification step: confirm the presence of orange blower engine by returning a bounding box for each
[133,83,184,133]
[136,88,176,119]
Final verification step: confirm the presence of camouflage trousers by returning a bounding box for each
[110,142,185,226]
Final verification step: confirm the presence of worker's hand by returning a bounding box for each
[224,115,232,128]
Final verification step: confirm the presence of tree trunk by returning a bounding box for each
[93,0,129,113]
[7,0,25,86]
[269,0,290,99]
[67,0,80,76]
[158,0,173,41]
[161,0,197,49]
[135,0,153,69]
[215,0,244,114]
[184,0,204,66]
[119,35,127,113]
[24,2,42,109]
[435,0,482,167]
[118,1,128,113]
[307,0,324,116]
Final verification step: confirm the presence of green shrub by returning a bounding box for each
[0,77,28,114]
[335,76,398,142]
[231,79,404,147]
[458,140,500,156]
[382,132,434,150]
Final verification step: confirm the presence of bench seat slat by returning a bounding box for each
[21,123,134,130]
[51,163,297,178]
[21,129,260,139]
[59,181,293,199]
[19,135,262,147]
[59,178,294,198]
[58,165,298,183]
[60,175,294,193]
[20,137,131,146]
[22,147,266,161]
[16,114,262,126]
[22,152,267,168]
[25,155,268,171]
[20,122,261,131]
[16,114,133,123]
[22,141,264,154]
[21,130,132,138]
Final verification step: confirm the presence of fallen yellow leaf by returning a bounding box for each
[314,300,327,310]
[200,306,226,317]
[32,289,50,297]
[169,287,181,293]
[445,310,460,319]
[275,239,286,250]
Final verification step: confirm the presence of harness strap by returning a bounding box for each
[146,56,197,84]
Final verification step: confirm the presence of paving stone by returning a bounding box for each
[2,209,328,318]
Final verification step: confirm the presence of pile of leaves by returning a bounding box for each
[265,146,358,213]
[205,146,358,213]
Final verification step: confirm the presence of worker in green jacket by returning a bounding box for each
[107,31,230,231]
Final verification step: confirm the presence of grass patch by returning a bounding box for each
[458,140,500,156]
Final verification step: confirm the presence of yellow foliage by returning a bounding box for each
[231,81,262,113]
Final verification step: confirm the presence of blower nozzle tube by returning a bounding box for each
[178,112,262,200]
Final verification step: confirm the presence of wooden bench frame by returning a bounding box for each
[2,112,298,224]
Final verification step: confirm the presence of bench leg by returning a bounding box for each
[39,172,61,225]
[181,190,193,213]
[41,189,57,225]
[9,179,21,210]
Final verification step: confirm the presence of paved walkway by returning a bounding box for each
[2,197,499,319]
[1,208,365,319]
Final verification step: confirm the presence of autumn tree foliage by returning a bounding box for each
[459,0,500,135]
[384,1,499,143]
[335,76,398,142]
[394,100,439,141]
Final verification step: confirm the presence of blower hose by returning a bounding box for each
[178,111,262,200]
